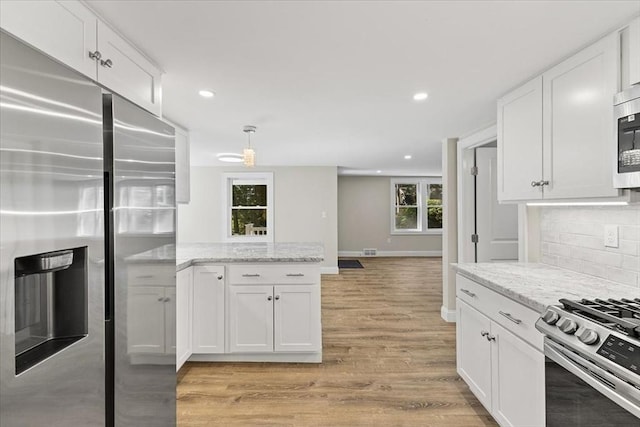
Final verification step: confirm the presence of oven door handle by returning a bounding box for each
[544,339,640,418]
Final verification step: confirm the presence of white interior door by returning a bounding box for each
[476,147,519,262]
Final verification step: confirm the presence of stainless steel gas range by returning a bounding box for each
[535,298,640,426]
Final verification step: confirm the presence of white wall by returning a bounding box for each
[337,176,442,255]
[537,205,640,291]
[178,166,338,271]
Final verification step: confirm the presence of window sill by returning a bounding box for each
[391,230,443,236]
[223,235,274,243]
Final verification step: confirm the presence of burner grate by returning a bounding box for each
[559,298,640,338]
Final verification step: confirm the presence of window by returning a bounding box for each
[222,172,273,242]
[391,178,442,234]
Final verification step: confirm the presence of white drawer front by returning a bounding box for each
[456,274,543,352]
[128,264,176,286]
[456,275,494,315]
[485,294,542,351]
[228,264,320,285]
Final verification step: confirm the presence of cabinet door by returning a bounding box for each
[274,285,321,352]
[176,267,193,370]
[456,299,492,410]
[193,266,225,354]
[165,286,177,354]
[542,34,619,199]
[175,127,191,204]
[228,285,273,353]
[96,21,162,116]
[0,1,98,78]
[497,76,544,202]
[127,286,166,354]
[491,323,545,427]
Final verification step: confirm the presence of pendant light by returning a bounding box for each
[243,125,256,167]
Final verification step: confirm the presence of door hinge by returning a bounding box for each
[471,234,479,243]
[470,166,478,176]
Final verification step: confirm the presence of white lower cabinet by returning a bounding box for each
[456,275,545,427]
[176,267,193,370]
[192,265,225,353]
[228,283,321,353]
[128,285,175,356]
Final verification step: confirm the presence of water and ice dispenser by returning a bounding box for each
[14,247,88,374]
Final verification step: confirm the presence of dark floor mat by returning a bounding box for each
[338,259,364,269]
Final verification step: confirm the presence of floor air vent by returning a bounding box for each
[363,248,377,256]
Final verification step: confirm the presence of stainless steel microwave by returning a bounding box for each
[613,85,640,188]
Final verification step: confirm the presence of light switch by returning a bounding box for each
[604,224,619,248]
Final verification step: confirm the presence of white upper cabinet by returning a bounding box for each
[497,77,543,201]
[0,0,162,116]
[542,34,619,199]
[498,33,620,202]
[96,21,162,116]
[174,126,191,204]
[0,0,97,78]
[620,16,640,88]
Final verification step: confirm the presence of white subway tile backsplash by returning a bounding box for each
[539,206,640,287]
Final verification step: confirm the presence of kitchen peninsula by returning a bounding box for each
[175,242,324,369]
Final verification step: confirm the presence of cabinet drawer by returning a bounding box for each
[485,292,542,351]
[127,264,176,286]
[456,274,543,351]
[228,264,319,285]
[456,275,494,315]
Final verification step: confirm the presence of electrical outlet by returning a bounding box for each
[387,237,392,243]
[604,224,619,248]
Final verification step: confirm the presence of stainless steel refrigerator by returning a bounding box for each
[0,30,176,426]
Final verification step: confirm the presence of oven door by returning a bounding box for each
[544,338,640,426]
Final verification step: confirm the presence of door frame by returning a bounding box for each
[456,125,527,263]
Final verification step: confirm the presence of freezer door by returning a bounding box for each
[0,31,106,426]
[106,94,176,426]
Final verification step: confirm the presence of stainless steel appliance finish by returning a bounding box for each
[0,30,176,426]
[536,298,640,426]
[0,30,105,426]
[613,85,640,188]
[106,95,176,426]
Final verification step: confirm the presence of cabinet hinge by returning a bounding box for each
[470,166,478,176]
[471,234,479,243]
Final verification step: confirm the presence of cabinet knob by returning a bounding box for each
[157,297,164,302]
[100,58,113,68]
[164,297,170,302]
[487,335,496,342]
[267,296,272,301]
[480,330,489,337]
[539,180,549,187]
[275,295,280,301]
[531,180,541,187]
[88,50,102,61]
[217,275,223,280]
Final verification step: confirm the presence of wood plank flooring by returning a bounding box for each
[177,257,497,426]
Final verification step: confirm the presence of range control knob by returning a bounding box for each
[541,309,560,325]
[576,327,599,345]
[557,317,578,334]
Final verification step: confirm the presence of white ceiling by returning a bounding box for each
[86,0,639,176]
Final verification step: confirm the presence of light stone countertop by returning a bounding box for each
[453,262,639,313]
[176,242,324,271]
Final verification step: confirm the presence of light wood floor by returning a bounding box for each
[177,257,497,426]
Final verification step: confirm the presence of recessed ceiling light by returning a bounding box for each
[413,92,428,101]
[404,155,412,160]
[199,90,215,98]
[376,170,382,174]
[216,153,243,162]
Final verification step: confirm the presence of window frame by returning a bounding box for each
[390,177,443,235]
[222,172,274,242]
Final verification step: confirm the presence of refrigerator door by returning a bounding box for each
[0,31,105,426]
[105,94,176,426]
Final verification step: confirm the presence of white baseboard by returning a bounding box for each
[188,352,322,363]
[338,250,443,257]
[441,306,456,323]
[321,266,339,275]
